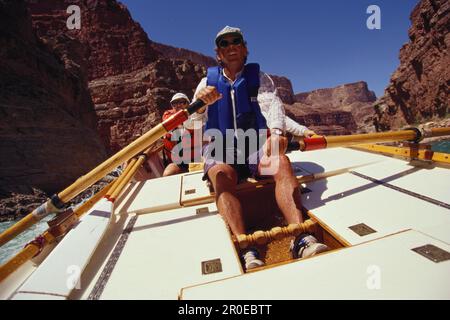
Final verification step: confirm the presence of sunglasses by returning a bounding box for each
[218,37,243,48]
[171,100,188,106]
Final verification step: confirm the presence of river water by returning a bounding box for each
[0,214,56,265]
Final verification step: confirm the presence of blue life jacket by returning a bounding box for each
[205,63,267,135]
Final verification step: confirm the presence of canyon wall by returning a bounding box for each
[0,0,107,218]
[27,0,207,153]
[374,0,449,131]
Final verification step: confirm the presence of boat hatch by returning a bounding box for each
[180,230,450,299]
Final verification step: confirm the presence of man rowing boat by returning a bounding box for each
[190,26,329,270]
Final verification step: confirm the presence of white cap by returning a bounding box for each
[170,92,190,104]
[215,26,244,46]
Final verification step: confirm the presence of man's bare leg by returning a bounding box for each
[207,163,246,235]
[259,154,303,224]
[163,163,185,176]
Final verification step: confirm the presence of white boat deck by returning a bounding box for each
[11,199,113,300]
[419,223,450,245]
[181,229,450,299]
[353,159,450,204]
[80,203,242,300]
[300,155,450,246]
[115,174,182,215]
[287,147,390,174]
[5,147,450,299]
[180,171,211,205]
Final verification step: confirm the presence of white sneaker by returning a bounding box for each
[290,234,329,259]
[242,248,265,270]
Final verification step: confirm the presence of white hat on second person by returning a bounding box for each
[170,92,190,103]
[215,26,244,46]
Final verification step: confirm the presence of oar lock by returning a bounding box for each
[31,194,65,220]
[26,235,46,258]
[404,127,424,143]
[47,208,79,239]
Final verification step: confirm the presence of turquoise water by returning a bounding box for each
[0,214,55,265]
[431,140,450,154]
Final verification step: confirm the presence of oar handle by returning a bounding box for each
[161,100,206,133]
[187,99,206,115]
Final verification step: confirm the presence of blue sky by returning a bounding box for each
[120,0,419,98]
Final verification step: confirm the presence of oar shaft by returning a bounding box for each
[0,180,115,282]
[109,147,158,202]
[106,158,137,199]
[0,100,205,247]
[0,214,40,247]
[58,123,167,203]
[325,130,417,148]
[58,100,204,203]
[300,129,419,151]
[109,154,146,201]
[0,230,55,283]
[428,127,450,138]
[300,127,450,152]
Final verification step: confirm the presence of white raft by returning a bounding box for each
[1,147,449,300]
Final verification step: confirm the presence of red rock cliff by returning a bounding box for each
[0,0,107,218]
[152,42,217,68]
[28,0,162,80]
[27,0,207,153]
[374,0,449,131]
[26,0,381,154]
[288,81,377,134]
[270,75,295,105]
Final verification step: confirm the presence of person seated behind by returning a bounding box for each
[191,26,329,270]
[162,93,202,176]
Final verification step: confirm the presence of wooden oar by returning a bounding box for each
[351,144,450,164]
[0,145,159,282]
[295,127,450,151]
[0,179,115,283]
[108,147,154,202]
[0,100,205,247]
[105,158,137,200]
